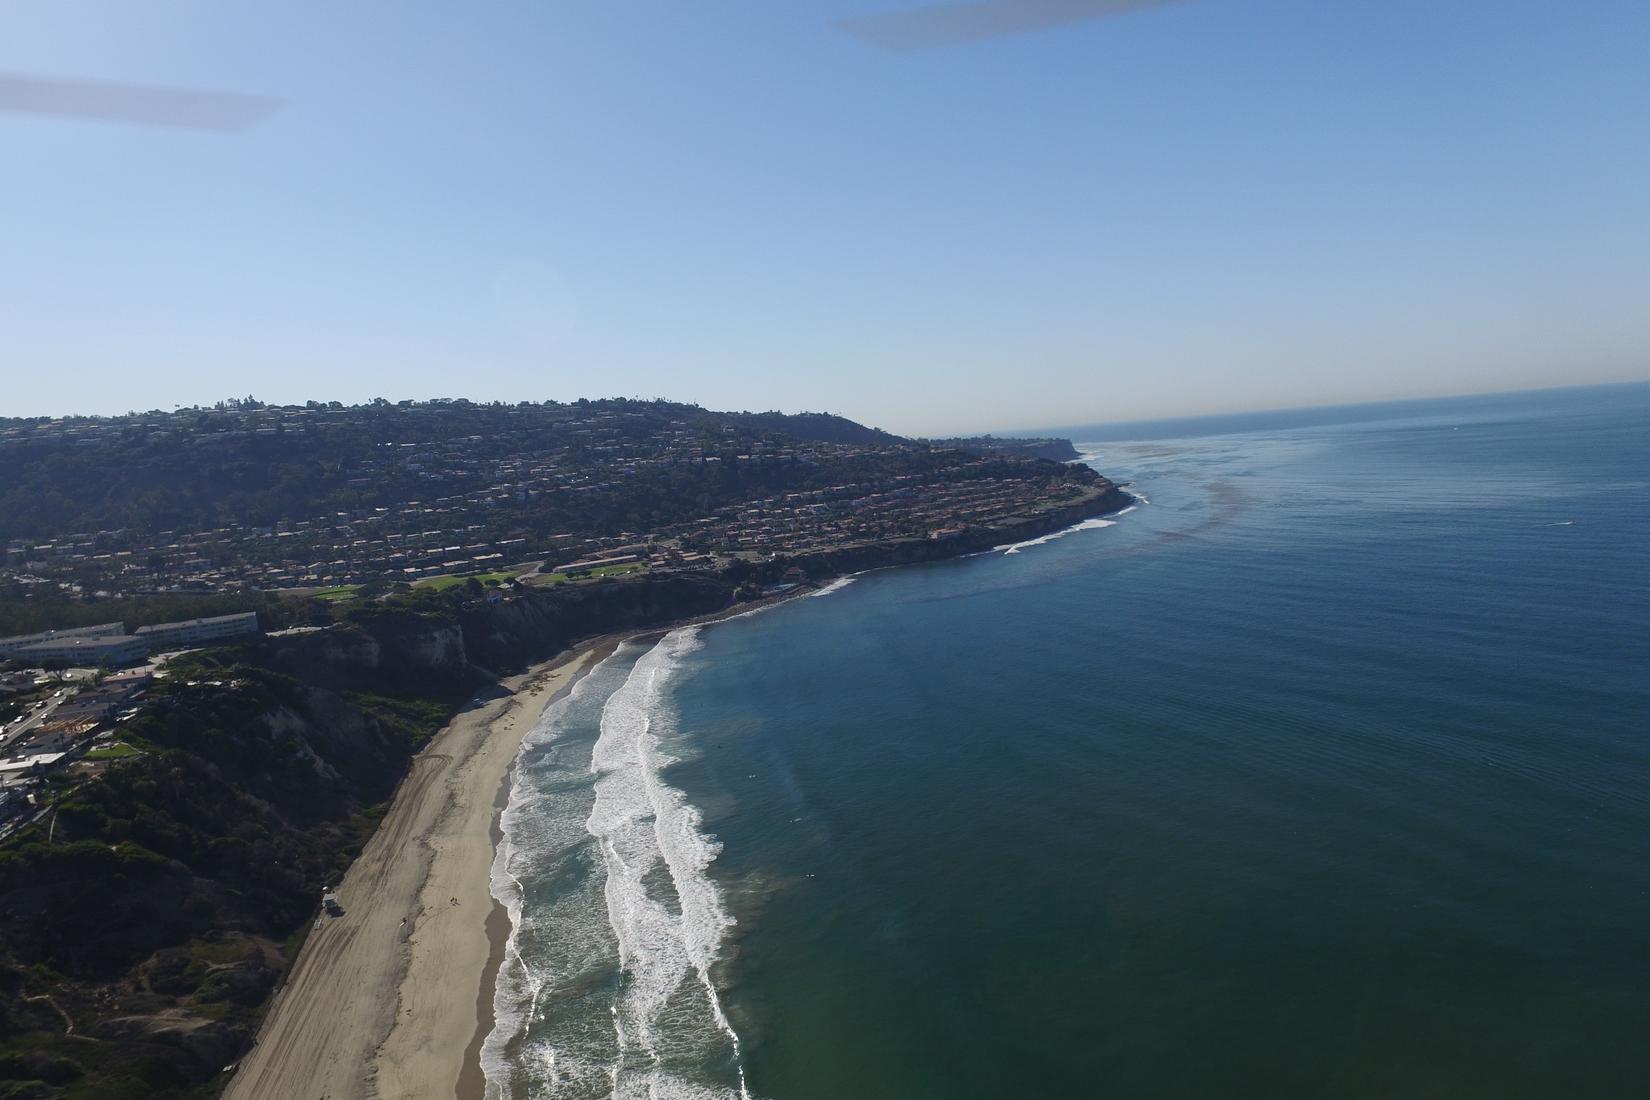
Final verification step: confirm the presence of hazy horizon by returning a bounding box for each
[6,377,1645,444]
[5,1,1649,434]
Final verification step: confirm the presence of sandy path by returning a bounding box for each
[223,646,599,1100]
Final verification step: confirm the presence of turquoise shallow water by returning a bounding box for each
[486,382,1650,1099]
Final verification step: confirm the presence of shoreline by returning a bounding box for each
[366,641,615,1100]
[454,505,1135,1095]
[223,502,1132,1100]
[222,643,604,1100]
[461,633,620,1100]
[220,587,830,1100]
[463,588,832,1099]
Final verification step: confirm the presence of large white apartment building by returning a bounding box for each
[0,622,125,658]
[133,612,259,651]
[11,634,148,667]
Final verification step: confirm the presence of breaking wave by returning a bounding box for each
[482,652,629,1098]
[999,517,1117,554]
[808,575,858,598]
[482,635,749,1099]
[587,630,751,1099]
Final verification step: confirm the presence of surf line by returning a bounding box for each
[589,629,752,1099]
[481,645,626,1097]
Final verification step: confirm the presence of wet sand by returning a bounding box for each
[222,643,604,1100]
[225,591,810,1100]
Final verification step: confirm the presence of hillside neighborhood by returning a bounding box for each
[1,398,1108,598]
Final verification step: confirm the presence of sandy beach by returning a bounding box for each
[222,642,604,1100]
[221,589,812,1100]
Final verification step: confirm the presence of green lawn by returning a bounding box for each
[85,742,142,760]
[310,584,363,603]
[417,570,520,592]
[529,561,648,587]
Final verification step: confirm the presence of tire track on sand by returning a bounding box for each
[225,749,455,1100]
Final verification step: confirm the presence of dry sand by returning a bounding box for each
[224,593,805,1100]
[222,643,603,1100]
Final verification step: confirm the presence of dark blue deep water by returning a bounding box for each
[487,383,1650,1099]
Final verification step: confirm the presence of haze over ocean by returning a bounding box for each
[486,382,1650,1098]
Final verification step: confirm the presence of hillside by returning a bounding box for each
[0,398,899,542]
[725,409,902,446]
[0,399,1094,601]
[925,435,1081,461]
[0,612,478,1098]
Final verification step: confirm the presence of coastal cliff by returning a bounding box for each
[0,615,480,1097]
[0,480,1131,1098]
[458,573,738,671]
[458,479,1130,671]
[781,481,1126,578]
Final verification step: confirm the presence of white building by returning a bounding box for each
[134,612,260,652]
[0,622,125,658]
[12,635,148,667]
[0,751,68,780]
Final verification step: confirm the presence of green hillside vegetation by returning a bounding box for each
[727,409,901,446]
[527,561,648,587]
[416,570,520,592]
[0,398,911,542]
[0,623,475,1098]
[82,743,141,761]
[0,397,1091,605]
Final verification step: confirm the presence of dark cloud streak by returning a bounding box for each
[0,72,281,132]
[840,0,1192,50]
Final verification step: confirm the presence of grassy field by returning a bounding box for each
[285,562,641,603]
[310,584,363,603]
[525,561,649,587]
[85,742,142,760]
[416,570,521,592]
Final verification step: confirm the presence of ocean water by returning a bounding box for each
[485,382,1650,1099]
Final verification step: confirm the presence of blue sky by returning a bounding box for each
[3,1,1648,435]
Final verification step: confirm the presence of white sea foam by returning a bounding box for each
[808,574,858,598]
[482,654,628,1099]
[588,629,751,1099]
[694,573,858,634]
[998,517,1117,554]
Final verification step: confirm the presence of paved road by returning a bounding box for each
[0,693,66,754]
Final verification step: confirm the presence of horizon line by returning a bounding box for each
[2,375,1646,441]
[992,376,1650,440]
